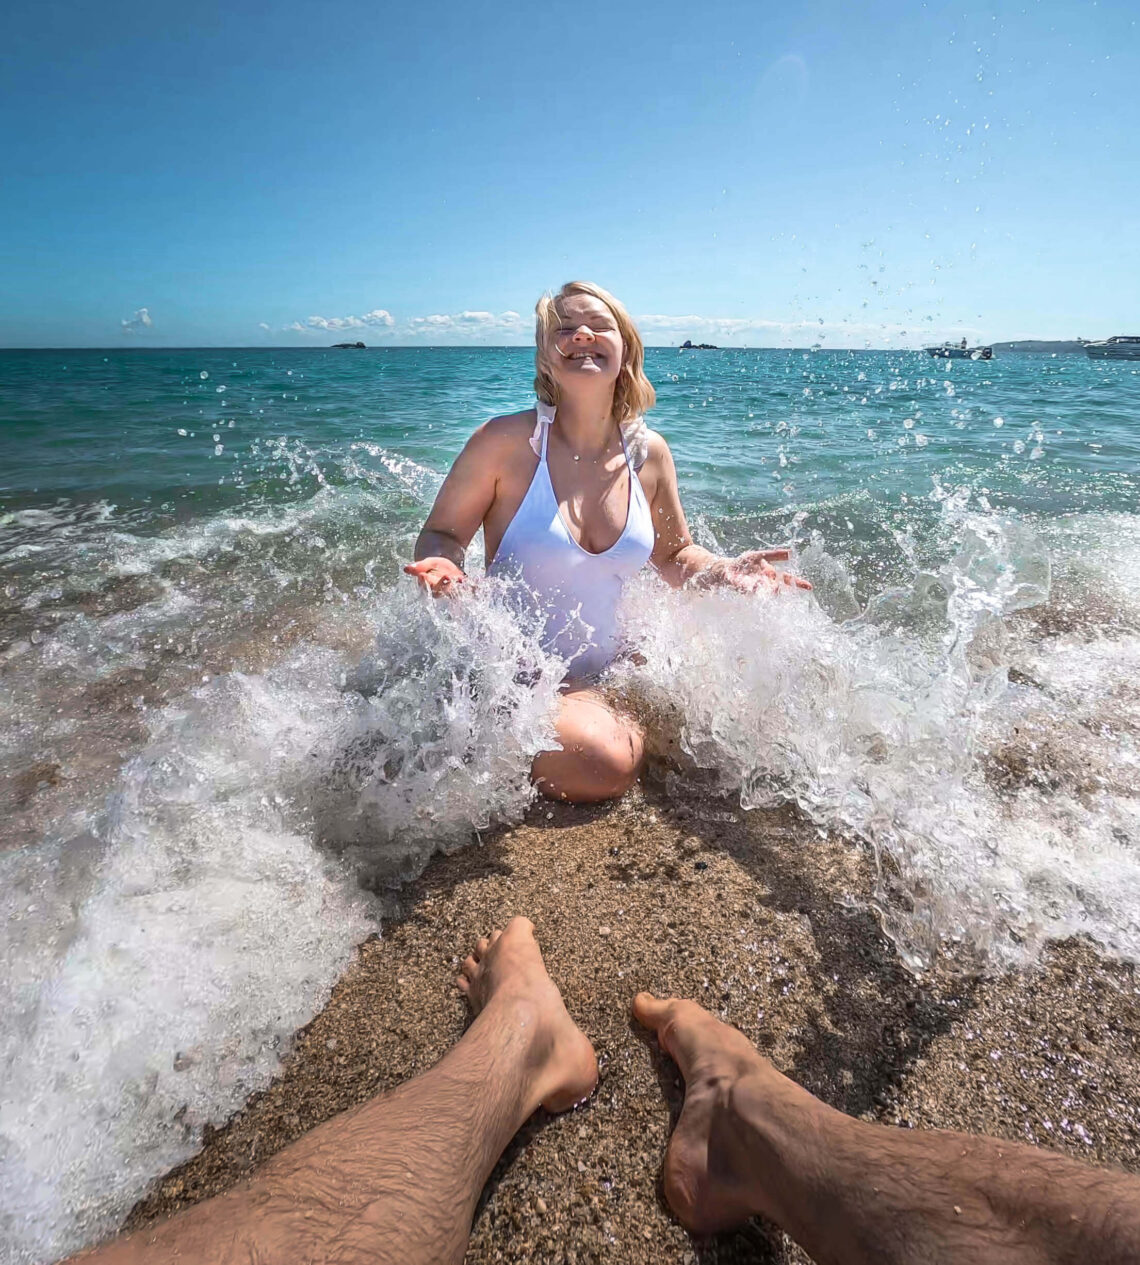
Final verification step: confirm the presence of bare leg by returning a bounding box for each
[634,993,1140,1265]
[72,919,596,1265]
[532,684,645,803]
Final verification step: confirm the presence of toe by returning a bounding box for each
[632,991,673,1031]
[462,953,479,979]
[456,975,470,993]
[474,935,490,959]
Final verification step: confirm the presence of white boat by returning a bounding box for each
[1085,335,1140,360]
[926,342,992,360]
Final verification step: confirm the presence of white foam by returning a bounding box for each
[5,483,1140,1260]
[0,583,564,1263]
[610,508,1140,971]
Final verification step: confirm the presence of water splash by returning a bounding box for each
[0,582,564,1263]
[612,503,1139,972]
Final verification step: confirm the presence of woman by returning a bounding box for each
[406,281,809,803]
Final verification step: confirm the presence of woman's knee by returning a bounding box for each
[587,730,642,798]
[570,715,644,799]
[535,705,644,802]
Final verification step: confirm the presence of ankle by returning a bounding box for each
[725,1068,860,1243]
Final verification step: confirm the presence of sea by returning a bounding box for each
[2,345,1138,1260]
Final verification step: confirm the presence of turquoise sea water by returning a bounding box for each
[2,346,1139,1261]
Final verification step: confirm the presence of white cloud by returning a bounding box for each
[405,310,527,339]
[258,322,271,332]
[268,304,947,348]
[305,314,364,331]
[120,307,152,333]
[286,309,397,334]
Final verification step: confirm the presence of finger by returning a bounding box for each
[795,577,813,590]
[403,561,432,575]
[759,548,791,563]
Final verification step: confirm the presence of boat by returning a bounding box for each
[926,340,992,360]
[1085,335,1140,360]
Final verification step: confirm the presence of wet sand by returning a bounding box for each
[128,780,1140,1263]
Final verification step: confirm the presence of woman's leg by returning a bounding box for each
[532,685,645,803]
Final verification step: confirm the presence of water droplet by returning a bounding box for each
[215,385,226,394]
[177,428,188,437]
[993,417,1004,427]
[199,370,209,380]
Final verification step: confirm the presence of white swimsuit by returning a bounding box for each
[488,401,655,678]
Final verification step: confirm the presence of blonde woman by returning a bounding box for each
[406,282,810,803]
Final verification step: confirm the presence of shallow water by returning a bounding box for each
[1,346,1139,1260]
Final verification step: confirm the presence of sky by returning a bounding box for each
[1,0,1136,348]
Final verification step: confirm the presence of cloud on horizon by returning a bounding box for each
[121,307,152,333]
[287,309,395,333]
[266,305,970,348]
[270,307,526,341]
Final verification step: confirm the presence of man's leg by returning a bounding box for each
[532,684,645,803]
[634,992,1140,1265]
[73,919,597,1265]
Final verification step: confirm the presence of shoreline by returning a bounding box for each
[125,781,1140,1263]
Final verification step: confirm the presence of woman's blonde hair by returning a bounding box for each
[533,281,656,424]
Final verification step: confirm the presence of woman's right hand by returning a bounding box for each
[403,556,467,597]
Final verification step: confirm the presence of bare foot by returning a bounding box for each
[458,917,598,1113]
[633,992,843,1235]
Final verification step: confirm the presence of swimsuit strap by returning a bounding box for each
[530,400,556,462]
[618,425,633,470]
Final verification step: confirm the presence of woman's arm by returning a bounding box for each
[405,422,503,595]
[644,433,810,592]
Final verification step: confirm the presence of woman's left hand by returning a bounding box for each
[709,548,812,594]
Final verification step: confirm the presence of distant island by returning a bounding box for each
[680,339,718,350]
[989,339,1086,354]
[331,341,366,349]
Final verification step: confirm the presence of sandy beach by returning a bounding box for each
[125,777,1140,1263]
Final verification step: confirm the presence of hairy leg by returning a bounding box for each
[532,684,645,803]
[73,919,596,1265]
[634,992,1140,1265]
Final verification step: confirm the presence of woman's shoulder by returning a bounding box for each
[465,409,537,453]
[480,414,533,440]
[641,426,674,463]
[477,409,537,441]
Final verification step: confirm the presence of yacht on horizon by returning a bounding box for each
[1085,335,1140,360]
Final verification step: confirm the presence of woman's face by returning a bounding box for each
[547,293,625,392]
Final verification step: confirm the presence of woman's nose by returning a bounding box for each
[571,324,594,341]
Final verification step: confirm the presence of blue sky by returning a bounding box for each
[1,0,1136,347]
